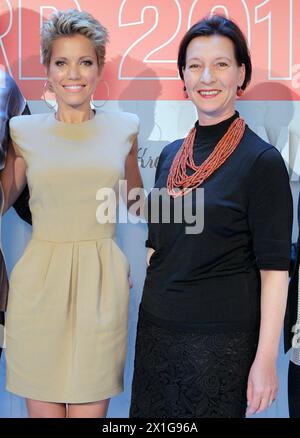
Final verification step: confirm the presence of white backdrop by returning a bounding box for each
[0,98,299,417]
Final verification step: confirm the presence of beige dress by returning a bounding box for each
[5,110,139,403]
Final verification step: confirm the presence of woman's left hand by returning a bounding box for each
[246,355,278,416]
[128,275,133,289]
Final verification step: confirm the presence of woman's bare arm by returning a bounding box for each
[246,270,288,415]
[0,142,27,214]
[124,138,144,214]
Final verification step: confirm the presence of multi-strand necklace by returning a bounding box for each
[167,117,246,198]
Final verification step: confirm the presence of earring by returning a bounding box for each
[42,81,57,111]
[183,85,189,99]
[91,97,105,109]
[91,80,110,109]
[237,86,244,97]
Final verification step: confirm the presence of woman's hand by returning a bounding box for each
[246,355,278,416]
[146,248,155,266]
[245,270,288,416]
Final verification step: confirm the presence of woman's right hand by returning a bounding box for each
[146,248,155,266]
[246,354,278,416]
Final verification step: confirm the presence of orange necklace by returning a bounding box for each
[167,117,245,198]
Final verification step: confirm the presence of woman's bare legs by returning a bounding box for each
[26,398,110,418]
[68,399,110,418]
[26,399,67,418]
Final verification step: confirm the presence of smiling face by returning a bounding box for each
[47,33,101,113]
[183,34,245,125]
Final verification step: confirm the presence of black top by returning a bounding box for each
[141,112,293,333]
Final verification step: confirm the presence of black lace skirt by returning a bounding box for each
[130,309,258,418]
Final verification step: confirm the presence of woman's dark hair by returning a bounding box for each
[178,15,252,90]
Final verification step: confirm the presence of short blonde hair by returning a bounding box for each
[41,9,108,71]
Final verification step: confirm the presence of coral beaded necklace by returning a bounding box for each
[167,117,245,198]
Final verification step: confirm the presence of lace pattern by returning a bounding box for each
[130,312,258,418]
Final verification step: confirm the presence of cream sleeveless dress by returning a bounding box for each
[5,110,139,403]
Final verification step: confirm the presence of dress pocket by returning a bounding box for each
[112,240,130,275]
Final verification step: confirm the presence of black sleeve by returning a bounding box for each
[291,191,300,274]
[7,78,26,118]
[13,185,31,225]
[11,104,32,225]
[21,103,30,116]
[248,148,293,270]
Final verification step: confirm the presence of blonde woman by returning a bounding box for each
[1,9,142,418]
